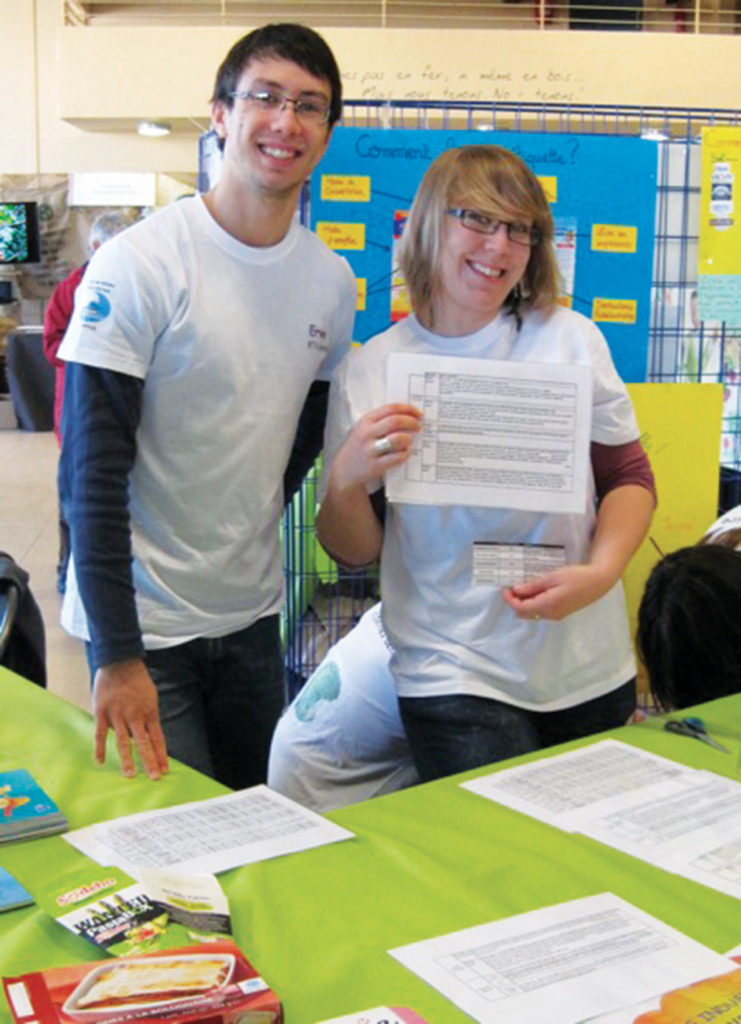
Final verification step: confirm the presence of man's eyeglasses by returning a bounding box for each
[229,89,331,124]
[446,208,541,247]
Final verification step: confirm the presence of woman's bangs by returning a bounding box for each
[450,165,541,229]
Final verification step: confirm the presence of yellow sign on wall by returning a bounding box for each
[699,127,741,275]
[698,127,741,324]
[591,224,637,254]
[316,222,366,250]
[592,298,637,324]
[321,175,371,202]
[537,176,557,203]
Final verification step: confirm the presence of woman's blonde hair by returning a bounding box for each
[398,145,561,329]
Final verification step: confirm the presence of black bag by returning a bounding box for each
[0,552,47,687]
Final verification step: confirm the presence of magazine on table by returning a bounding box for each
[54,867,232,957]
[0,769,67,841]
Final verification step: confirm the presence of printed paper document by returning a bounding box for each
[64,785,353,877]
[389,892,734,1024]
[384,352,592,514]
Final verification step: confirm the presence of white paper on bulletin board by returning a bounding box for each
[68,173,156,207]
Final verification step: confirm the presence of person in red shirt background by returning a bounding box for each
[42,210,134,592]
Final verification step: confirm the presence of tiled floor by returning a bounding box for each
[0,428,90,712]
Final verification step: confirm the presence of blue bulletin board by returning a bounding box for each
[310,128,658,383]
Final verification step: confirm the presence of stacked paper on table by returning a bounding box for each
[462,738,741,900]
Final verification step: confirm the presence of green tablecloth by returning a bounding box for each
[1,667,740,1022]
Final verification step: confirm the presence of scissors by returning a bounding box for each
[664,716,729,753]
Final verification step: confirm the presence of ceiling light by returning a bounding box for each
[137,120,172,137]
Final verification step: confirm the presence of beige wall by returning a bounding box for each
[3,0,741,175]
[3,0,38,173]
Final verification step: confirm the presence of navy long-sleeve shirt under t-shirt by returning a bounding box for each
[60,363,144,668]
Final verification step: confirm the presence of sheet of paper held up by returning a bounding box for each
[64,785,353,877]
[390,892,734,1024]
[463,738,741,900]
[384,352,593,514]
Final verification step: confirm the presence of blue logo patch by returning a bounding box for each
[294,662,341,722]
[81,290,111,324]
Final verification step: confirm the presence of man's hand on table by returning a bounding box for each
[93,658,169,780]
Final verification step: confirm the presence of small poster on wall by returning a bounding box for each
[698,126,741,325]
[68,173,156,208]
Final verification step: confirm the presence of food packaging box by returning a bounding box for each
[3,940,281,1024]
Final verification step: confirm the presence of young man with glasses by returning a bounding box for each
[59,24,356,787]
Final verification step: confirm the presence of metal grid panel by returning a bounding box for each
[283,99,741,688]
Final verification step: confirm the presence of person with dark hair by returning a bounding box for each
[637,512,741,711]
[209,22,343,131]
[317,145,656,783]
[58,24,356,786]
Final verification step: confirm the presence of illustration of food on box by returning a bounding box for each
[2,940,282,1024]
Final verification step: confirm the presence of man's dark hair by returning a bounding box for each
[210,23,342,126]
[637,544,741,711]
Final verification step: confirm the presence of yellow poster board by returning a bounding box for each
[699,127,741,275]
[698,127,741,323]
[624,383,723,695]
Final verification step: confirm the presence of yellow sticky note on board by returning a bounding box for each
[316,222,366,250]
[537,176,557,203]
[591,224,638,254]
[592,298,637,324]
[321,175,371,202]
[355,278,367,311]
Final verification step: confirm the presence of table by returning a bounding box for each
[0,666,739,1022]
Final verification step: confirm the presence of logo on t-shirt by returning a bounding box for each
[307,323,329,353]
[81,289,112,325]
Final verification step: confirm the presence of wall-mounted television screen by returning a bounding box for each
[0,202,41,264]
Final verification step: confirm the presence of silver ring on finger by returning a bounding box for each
[374,436,395,457]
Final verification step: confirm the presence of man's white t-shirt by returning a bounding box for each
[60,195,356,648]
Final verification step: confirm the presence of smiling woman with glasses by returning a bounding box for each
[313,144,656,788]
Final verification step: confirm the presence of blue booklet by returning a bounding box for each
[0,769,67,842]
[0,867,32,911]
